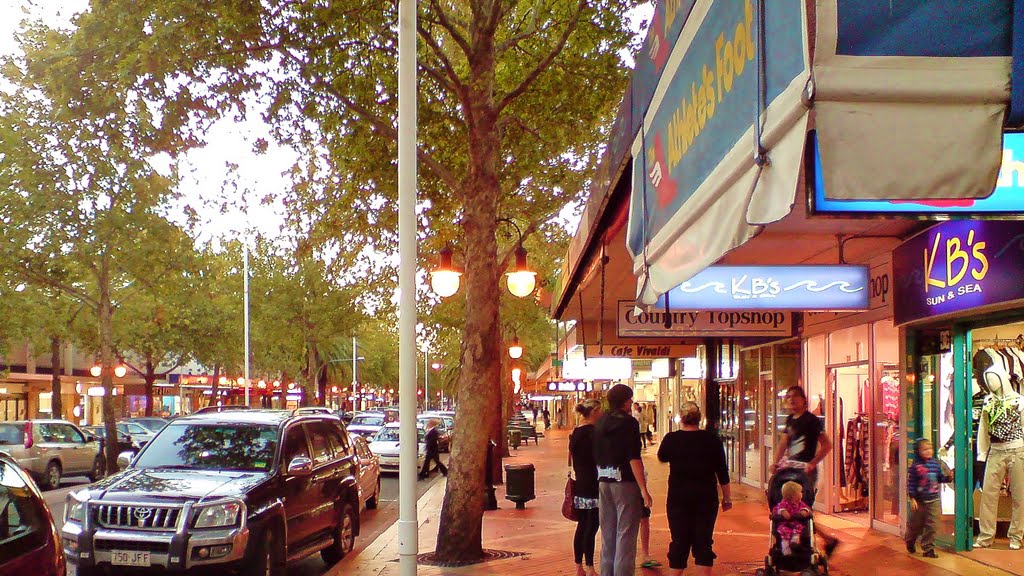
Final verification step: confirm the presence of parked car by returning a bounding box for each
[368,423,425,474]
[416,415,451,453]
[192,405,252,414]
[122,417,169,433]
[82,425,139,457]
[294,407,336,416]
[347,411,386,439]
[351,435,381,510]
[115,420,159,448]
[0,420,104,490]
[61,409,362,576]
[0,452,66,576]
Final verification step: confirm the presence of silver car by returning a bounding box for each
[0,420,104,490]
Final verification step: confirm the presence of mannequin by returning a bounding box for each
[974,350,1024,550]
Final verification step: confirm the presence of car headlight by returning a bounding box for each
[65,491,90,524]
[193,501,243,528]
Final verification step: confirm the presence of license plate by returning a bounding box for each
[111,550,151,567]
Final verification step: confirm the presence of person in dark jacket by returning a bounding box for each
[569,399,603,576]
[657,402,732,576]
[418,418,448,479]
[594,384,652,576]
[906,438,953,557]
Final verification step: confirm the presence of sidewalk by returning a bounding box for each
[331,427,1015,576]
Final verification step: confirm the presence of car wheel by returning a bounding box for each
[87,455,105,482]
[321,501,356,565]
[366,479,381,510]
[41,461,61,490]
[244,525,285,576]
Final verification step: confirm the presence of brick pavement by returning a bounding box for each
[331,424,1015,576]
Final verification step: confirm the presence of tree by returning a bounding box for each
[188,243,245,407]
[40,0,639,560]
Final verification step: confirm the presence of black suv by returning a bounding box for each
[61,410,361,575]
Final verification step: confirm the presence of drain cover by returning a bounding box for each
[415,549,527,567]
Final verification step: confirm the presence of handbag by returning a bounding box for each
[561,475,578,521]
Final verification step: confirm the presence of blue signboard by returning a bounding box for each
[836,1,1011,58]
[628,0,805,257]
[812,132,1024,214]
[655,266,869,311]
[894,221,1024,325]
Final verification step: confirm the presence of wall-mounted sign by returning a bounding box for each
[813,132,1024,215]
[584,344,696,359]
[654,266,869,311]
[894,220,1024,325]
[617,301,793,338]
[563,357,633,381]
[547,381,593,393]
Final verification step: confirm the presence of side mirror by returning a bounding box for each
[287,456,314,477]
[116,451,135,471]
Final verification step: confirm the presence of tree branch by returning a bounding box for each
[496,0,585,114]
[426,0,472,57]
[416,21,469,102]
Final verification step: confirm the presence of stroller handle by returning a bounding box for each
[776,459,809,471]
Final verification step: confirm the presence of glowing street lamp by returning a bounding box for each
[90,365,102,377]
[114,365,128,378]
[429,245,462,298]
[505,246,537,298]
[508,336,524,360]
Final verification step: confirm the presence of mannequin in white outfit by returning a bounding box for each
[974,350,1024,550]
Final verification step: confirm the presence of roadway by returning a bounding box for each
[45,461,447,576]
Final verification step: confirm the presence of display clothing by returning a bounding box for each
[975,370,1024,548]
[569,424,599,509]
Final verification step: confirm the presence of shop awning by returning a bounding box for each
[627,0,1014,306]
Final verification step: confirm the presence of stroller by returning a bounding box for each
[755,462,829,576]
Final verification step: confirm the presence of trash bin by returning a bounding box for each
[509,428,522,449]
[504,463,536,509]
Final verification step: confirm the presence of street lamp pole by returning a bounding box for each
[397,0,419,570]
[353,336,359,411]
[243,242,251,406]
[424,349,428,412]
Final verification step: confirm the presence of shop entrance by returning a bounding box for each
[828,363,871,520]
[914,347,960,549]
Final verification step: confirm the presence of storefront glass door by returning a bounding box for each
[916,351,959,548]
[829,363,871,516]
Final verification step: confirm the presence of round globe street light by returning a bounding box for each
[429,245,462,298]
[113,365,128,378]
[90,365,102,378]
[508,336,524,360]
[506,245,538,298]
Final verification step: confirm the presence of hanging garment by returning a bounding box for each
[881,375,900,420]
[838,398,846,488]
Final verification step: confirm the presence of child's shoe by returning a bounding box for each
[923,550,938,558]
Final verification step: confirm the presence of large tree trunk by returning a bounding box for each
[434,84,504,562]
[99,260,120,475]
[50,336,63,421]
[144,356,156,417]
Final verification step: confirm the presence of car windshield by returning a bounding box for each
[351,415,384,427]
[132,424,279,472]
[373,427,423,443]
[132,419,168,433]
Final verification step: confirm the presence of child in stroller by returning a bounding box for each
[756,462,829,576]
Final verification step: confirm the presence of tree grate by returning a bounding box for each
[413,549,528,567]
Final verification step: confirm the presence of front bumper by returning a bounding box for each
[378,455,425,471]
[62,502,250,571]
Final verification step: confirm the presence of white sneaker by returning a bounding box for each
[1011,542,1022,551]
[974,539,992,549]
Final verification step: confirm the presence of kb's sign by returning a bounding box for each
[617,301,793,338]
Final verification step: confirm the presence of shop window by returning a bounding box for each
[872,320,901,527]
[804,336,827,416]
[829,324,869,364]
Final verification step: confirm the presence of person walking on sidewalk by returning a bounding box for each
[569,399,603,576]
[594,383,653,576]
[634,404,649,450]
[906,438,953,558]
[656,402,732,576]
[771,385,840,556]
[418,418,448,480]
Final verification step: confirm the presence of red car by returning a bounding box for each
[0,451,65,576]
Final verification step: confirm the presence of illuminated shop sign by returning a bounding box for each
[812,132,1024,215]
[547,381,593,393]
[894,220,1024,325]
[655,266,869,311]
[618,301,793,337]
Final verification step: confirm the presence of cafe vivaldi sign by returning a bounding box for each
[617,301,793,338]
[585,344,696,359]
[894,220,1024,325]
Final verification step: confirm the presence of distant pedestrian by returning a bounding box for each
[543,408,551,430]
[533,405,540,424]
[569,399,603,576]
[595,384,652,576]
[906,438,953,558]
[657,402,732,576]
[418,418,448,479]
[634,404,648,449]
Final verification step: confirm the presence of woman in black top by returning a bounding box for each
[657,402,732,576]
[568,398,602,576]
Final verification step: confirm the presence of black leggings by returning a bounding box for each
[573,507,600,565]
[667,505,718,569]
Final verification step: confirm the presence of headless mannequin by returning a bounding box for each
[975,362,1024,549]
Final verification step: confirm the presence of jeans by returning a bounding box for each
[599,481,643,576]
[977,445,1024,547]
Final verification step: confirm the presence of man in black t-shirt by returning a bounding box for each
[772,385,839,555]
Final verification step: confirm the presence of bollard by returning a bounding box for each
[504,463,536,510]
[484,440,498,510]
